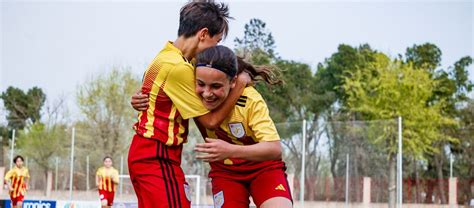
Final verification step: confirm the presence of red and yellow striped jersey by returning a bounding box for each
[4,166,29,198]
[196,87,284,173]
[134,41,209,146]
[96,167,119,192]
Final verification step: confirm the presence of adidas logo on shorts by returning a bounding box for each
[275,184,286,191]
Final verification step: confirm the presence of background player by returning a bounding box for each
[96,156,119,208]
[4,155,30,208]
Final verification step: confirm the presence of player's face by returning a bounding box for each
[196,67,235,111]
[15,158,23,168]
[196,32,223,54]
[104,158,113,168]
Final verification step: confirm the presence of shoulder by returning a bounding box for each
[155,48,193,71]
[241,87,265,105]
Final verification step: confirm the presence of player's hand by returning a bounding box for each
[8,186,13,191]
[131,90,149,111]
[237,71,253,86]
[194,138,234,162]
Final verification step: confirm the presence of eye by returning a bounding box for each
[211,84,223,89]
[196,80,205,87]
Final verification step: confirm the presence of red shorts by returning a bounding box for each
[211,167,292,208]
[99,190,115,206]
[128,134,191,208]
[10,194,24,206]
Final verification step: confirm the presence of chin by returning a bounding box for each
[205,104,217,111]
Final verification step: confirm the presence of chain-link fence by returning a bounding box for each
[1,119,472,207]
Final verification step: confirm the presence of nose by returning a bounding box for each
[202,88,214,98]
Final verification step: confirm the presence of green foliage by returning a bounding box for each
[0,86,46,129]
[16,122,68,171]
[452,56,473,100]
[315,44,378,108]
[405,43,442,73]
[343,54,458,158]
[76,67,140,160]
[255,60,314,123]
[234,18,277,59]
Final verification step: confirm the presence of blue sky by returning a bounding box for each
[1,0,473,121]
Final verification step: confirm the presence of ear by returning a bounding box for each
[230,76,237,89]
[196,28,209,41]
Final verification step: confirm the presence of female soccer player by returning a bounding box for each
[192,46,293,208]
[96,156,119,208]
[4,155,30,208]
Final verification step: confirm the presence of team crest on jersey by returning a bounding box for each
[184,184,191,202]
[229,122,245,138]
[213,191,224,208]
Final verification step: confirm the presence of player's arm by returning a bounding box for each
[24,169,30,190]
[95,173,101,188]
[194,138,281,162]
[112,171,119,184]
[4,171,13,191]
[25,177,29,191]
[131,69,250,129]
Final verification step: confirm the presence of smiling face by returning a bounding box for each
[195,66,235,110]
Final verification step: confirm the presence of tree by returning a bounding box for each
[343,54,457,208]
[16,97,69,195]
[404,43,473,203]
[0,86,46,129]
[234,18,277,60]
[75,67,140,183]
[405,43,442,73]
[453,99,474,205]
[0,86,46,167]
[314,44,381,200]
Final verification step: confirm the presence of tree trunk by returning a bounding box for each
[435,154,447,204]
[388,154,396,208]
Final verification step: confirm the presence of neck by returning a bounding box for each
[173,36,198,61]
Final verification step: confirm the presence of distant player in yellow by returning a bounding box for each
[96,156,119,208]
[4,155,30,208]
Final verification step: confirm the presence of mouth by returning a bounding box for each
[203,99,217,105]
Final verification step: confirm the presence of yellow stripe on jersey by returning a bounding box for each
[143,61,164,139]
[166,106,177,145]
[177,116,186,144]
[108,177,112,192]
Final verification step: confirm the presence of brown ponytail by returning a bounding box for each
[237,57,283,85]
